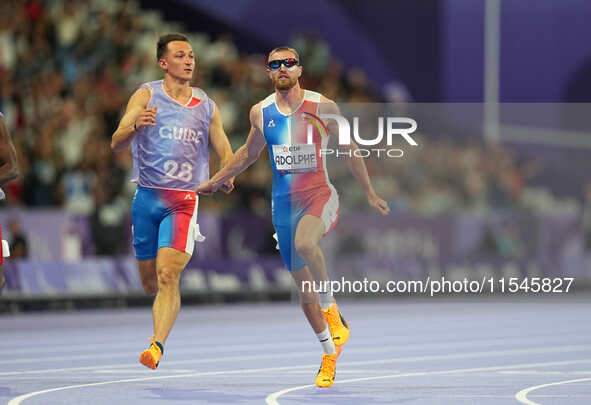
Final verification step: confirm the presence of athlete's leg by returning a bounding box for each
[131,185,159,296]
[294,214,328,284]
[290,262,341,388]
[139,191,197,370]
[294,214,349,347]
[152,246,191,344]
[290,264,326,333]
[150,193,197,345]
[275,201,342,387]
[138,259,157,296]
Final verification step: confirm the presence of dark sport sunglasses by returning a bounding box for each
[267,58,299,71]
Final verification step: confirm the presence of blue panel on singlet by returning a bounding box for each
[261,100,291,200]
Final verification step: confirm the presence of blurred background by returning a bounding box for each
[1,0,590,310]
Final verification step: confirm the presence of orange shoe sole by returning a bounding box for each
[139,350,159,370]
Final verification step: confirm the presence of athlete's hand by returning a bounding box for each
[134,105,158,131]
[368,192,390,215]
[221,178,234,194]
[196,180,221,195]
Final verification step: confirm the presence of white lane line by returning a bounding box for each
[265,359,591,405]
[0,352,315,377]
[501,371,591,376]
[1,341,316,365]
[3,342,591,377]
[92,368,196,374]
[2,343,590,377]
[0,336,490,362]
[7,364,311,405]
[3,332,590,366]
[8,351,591,405]
[0,342,238,357]
[0,337,316,357]
[515,377,591,405]
[0,346,411,377]
[3,328,589,357]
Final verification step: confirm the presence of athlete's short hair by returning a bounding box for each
[157,33,190,60]
[268,46,300,63]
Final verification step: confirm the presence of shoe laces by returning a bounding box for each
[148,337,161,355]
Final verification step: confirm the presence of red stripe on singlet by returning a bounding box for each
[187,97,201,107]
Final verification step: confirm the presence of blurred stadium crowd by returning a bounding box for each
[0,0,378,213]
[0,0,583,257]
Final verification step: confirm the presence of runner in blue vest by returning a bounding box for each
[111,33,234,370]
[197,46,390,387]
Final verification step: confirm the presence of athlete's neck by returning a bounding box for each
[163,77,192,104]
[275,84,304,114]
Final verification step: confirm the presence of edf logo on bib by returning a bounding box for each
[283,145,302,153]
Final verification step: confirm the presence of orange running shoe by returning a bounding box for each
[139,337,163,370]
[322,303,350,346]
[315,345,342,387]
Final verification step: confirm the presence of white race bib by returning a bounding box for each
[271,144,317,174]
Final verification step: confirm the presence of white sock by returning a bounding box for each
[316,327,336,355]
[319,289,334,310]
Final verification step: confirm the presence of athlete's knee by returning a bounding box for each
[157,265,181,288]
[294,238,318,259]
[138,259,157,295]
[142,280,158,296]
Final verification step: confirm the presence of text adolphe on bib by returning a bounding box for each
[272,144,317,174]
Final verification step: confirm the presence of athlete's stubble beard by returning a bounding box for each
[273,74,298,91]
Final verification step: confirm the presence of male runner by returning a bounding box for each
[111,33,234,369]
[0,112,19,295]
[197,46,390,387]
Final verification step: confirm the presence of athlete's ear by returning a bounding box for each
[158,58,167,72]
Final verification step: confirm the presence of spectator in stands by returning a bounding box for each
[0,0,576,259]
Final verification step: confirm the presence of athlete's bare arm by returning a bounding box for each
[196,103,267,194]
[111,88,157,152]
[208,103,235,193]
[0,116,18,185]
[319,95,390,215]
